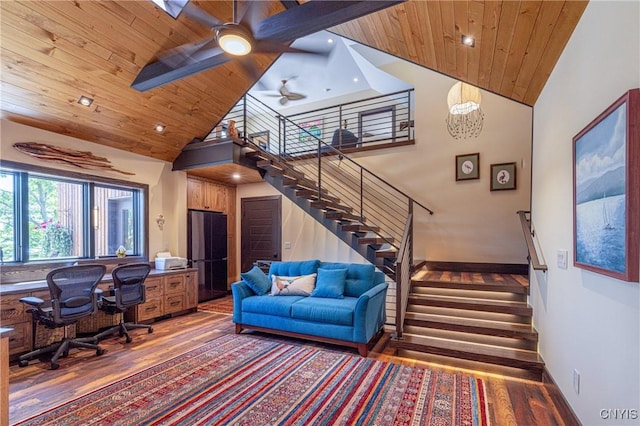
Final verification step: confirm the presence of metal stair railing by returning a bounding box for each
[212,93,432,330]
[395,213,413,339]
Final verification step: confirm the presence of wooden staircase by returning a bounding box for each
[391,270,545,380]
[248,150,400,277]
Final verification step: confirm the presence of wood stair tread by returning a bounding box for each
[404,312,538,341]
[408,294,532,315]
[412,279,528,295]
[325,211,362,222]
[295,189,341,204]
[341,224,380,233]
[392,334,544,371]
[310,200,353,213]
[375,249,397,258]
[358,236,393,245]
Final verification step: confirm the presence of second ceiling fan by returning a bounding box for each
[132,0,404,92]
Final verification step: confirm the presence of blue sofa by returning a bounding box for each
[232,260,388,356]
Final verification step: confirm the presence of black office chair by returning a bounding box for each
[18,264,106,370]
[94,263,153,343]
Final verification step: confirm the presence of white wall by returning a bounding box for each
[531,2,640,424]
[235,182,368,269]
[352,62,533,264]
[0,119,188,260]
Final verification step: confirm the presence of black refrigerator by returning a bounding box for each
[187,210,228,302]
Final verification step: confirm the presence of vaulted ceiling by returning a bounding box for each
[0,0,588,164]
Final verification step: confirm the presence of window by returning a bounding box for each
[0,162,147,264]
[28,176,84,260]
[0,172,15,263]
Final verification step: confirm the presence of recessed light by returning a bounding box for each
[327,38,334,44]
[232,172,241,180]
[461,35,475,47]
[154,124,166,133]
[77,95,93,107]
[353,77,359,82]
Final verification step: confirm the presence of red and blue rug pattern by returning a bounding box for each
[16,334,489,425]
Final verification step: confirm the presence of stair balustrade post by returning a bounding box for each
[409,199,414,271]
[242,95,247,144]
[396,261,403,339]
[338,106,343,149]
[360,168,364,219]
[317,139,322,199]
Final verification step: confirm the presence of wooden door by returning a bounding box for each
[241,196,282,273]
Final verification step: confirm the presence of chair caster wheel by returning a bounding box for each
[96,348,104,356]
[148,327,153,334]
[18,360,28,368]
[125,336,132,344]
[51,362,59,370]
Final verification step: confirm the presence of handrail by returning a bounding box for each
[395,212,413,339]
[211,91,433,251]
[517,210,547,271]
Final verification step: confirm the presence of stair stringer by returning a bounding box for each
[264,172,381,266]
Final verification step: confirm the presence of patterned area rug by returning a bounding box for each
[16,334,489,426]
[198,295,234,314]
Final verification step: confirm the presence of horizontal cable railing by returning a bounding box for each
[285,89,414,153]
[517,210,547,271]
[208,92,432,253]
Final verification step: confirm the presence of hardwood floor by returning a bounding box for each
[8,309,578,425]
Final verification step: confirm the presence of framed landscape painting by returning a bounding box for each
[573,88,639,282]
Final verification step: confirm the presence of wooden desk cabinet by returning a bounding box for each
[1,269,198,358]
[126,270,197,323]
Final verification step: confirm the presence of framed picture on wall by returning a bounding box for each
[490,162,517,191]
[455,153,480,181]
[573,88,639,282]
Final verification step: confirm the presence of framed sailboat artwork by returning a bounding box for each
[573,88,639,282]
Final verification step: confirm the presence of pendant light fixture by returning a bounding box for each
[446,82,484,140]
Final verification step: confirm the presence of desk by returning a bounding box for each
[1,328,11,426]
[0,269,197,358]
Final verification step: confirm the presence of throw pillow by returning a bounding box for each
[271,273,317,296]
[240,265,271,296]
[311,268,347,299]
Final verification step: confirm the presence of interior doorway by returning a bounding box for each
[240,195,282,273]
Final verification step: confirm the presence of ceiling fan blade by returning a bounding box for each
[253,1,404,43]
[181,1,224,28]
[279,96,288,105]
[131,47,231,91]
[157,36,218,68]
[253,39,330,56]
[286,92,306,101]
[238,0,270,32]
[235,56,261,82]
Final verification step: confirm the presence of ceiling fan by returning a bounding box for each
[131,0,405,92]
[261,79,306,105]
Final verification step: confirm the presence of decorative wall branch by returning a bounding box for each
[13,142,134,176]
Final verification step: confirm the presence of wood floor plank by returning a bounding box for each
[9,309,569,425]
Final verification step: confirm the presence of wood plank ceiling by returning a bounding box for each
[0,1,588,171]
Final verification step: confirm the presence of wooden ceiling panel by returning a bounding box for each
[1,0,587,182]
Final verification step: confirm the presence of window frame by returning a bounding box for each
[0,160,149,267]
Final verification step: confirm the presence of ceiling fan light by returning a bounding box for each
[217,27,252,56]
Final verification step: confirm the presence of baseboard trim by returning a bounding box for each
[542,367,582,426]
[424,261,529,275]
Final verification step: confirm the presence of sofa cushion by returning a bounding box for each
[319,262,375,297]
[240,265,272,296]
[269,260,320,280]
[271,273,316,296]
[242,295,303,317]
[291,297,357,326]
[311,268,346,299]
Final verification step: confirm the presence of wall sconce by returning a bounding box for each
[156,214,165,230]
